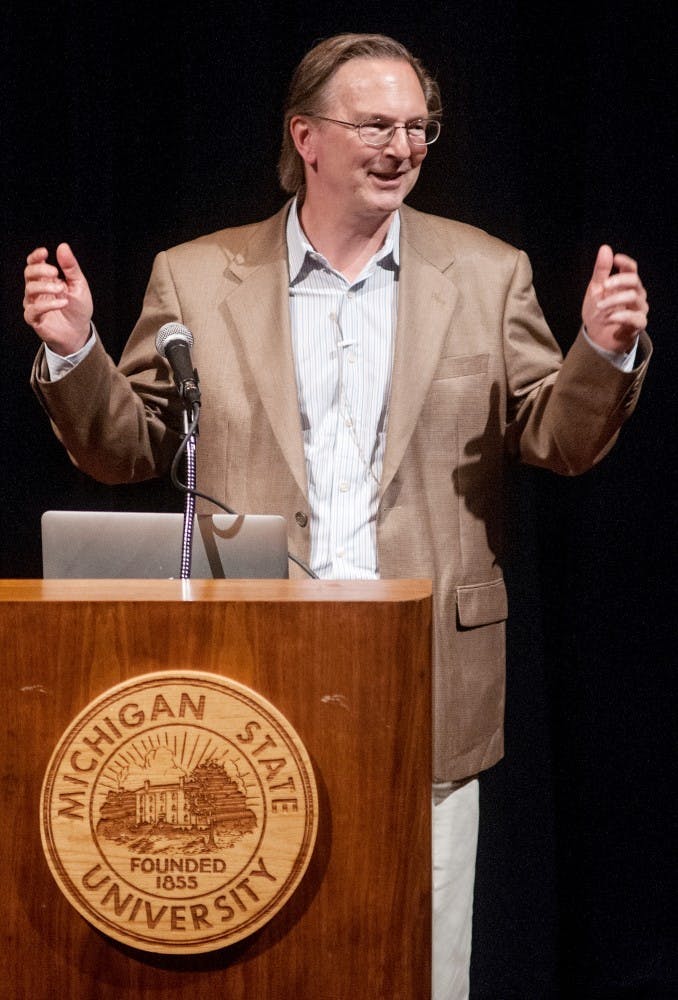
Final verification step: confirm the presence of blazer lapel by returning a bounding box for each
[217,205,308,498]
[381,205,459,496]
[213,203,459,503]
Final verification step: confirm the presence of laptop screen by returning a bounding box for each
[41,511,289,579]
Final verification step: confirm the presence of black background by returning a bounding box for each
[2,2,676,996]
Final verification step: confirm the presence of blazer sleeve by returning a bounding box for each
[503,250,652,475]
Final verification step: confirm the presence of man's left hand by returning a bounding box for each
[582,245,648,354]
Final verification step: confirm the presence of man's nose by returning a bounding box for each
[384,125,412,156]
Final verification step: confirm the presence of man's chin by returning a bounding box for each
[365,190,409,215]
[366,171,416,209]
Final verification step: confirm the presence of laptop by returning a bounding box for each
[41,511,289,579]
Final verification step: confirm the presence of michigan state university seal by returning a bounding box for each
[40,671,318,953]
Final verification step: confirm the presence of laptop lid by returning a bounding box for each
[41,511,289,579]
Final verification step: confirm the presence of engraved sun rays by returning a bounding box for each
[97,725,258,803]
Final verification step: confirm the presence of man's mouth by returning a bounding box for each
[370,170,406,182]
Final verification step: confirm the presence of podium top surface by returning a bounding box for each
[0,578,432,604]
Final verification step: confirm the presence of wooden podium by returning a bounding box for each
[0,579,432,1000]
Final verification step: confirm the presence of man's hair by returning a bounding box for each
[278,33,442,194]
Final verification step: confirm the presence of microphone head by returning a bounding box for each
[155,322,194,358]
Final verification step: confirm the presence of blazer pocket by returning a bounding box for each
[433,353,489,381]
[456,577,508,628]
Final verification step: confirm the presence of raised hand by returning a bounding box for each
[23,243,93,356]
[582,245,648,355]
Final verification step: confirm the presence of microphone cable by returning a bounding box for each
[170,403,318,580]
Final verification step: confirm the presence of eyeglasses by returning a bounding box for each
[310,116,441,148]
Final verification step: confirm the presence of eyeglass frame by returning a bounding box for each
[308,115,441,148]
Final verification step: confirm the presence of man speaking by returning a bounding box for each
[23,33,650,999]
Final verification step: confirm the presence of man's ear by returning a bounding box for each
[289,116,318,167]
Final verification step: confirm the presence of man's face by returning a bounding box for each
[304,58,430,223]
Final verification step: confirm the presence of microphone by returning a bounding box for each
[155,322,201,406]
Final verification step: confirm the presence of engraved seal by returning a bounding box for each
[40,671,318,953]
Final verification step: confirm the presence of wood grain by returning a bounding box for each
[1,580,432,999]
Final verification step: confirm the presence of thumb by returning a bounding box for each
[591,244,613,285]
[55,242,84,284]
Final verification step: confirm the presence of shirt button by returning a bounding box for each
[329,312,337,322]
[347,290,355,299]
[347,352,356,364]
[339,481,349,492]
[295,511,308,527]
[336,547,345,558]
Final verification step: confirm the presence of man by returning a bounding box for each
[24,33,650,999]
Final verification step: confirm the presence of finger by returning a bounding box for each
[24,263,61,285]
[590,244,614,285]
[26,247,49,266]
[25,267,66,295]
[606,309,648,328]
[24,298,70,326]
[25,260,59,276]
[55,242,84,282]
[596,289,645,311]
[23,292,69,318]
[24,283,70,307]
[612,252,638,273]
[25,293,70,315]
[603,271,645,293]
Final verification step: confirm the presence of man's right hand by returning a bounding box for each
[23,243,93,356]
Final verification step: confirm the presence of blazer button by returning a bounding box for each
[295,511,308,528]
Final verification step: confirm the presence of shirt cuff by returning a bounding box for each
[44,326,97,381]
[582,326,639,373]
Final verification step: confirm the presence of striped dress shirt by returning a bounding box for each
[287,201,400,580]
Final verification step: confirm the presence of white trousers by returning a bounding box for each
[432,778,480,1000]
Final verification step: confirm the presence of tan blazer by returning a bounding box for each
[33,203,651,781]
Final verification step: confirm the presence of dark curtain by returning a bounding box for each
[2,2,675,996]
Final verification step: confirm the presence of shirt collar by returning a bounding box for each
[286,198,400,285]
